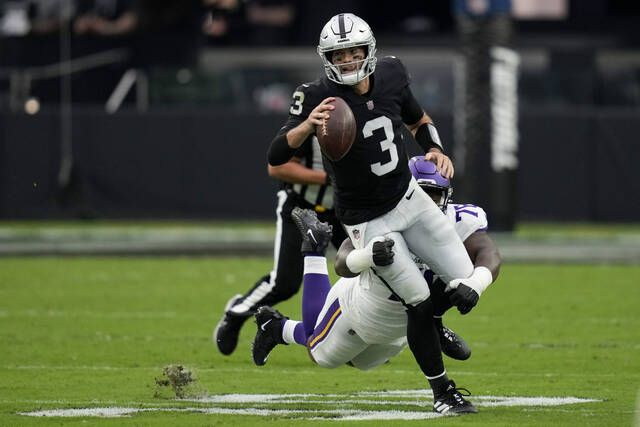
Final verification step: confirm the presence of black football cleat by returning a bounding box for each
[252,306,287,366]
[214,294,252,356]
[291,207,333,255]
[433,381,478,415]
[438,324,471,360]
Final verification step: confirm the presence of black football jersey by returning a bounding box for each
[278,56,422,225]
[283,137,333,210]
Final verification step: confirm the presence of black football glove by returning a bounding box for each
[449,284,479,315]
[372,239,394,266]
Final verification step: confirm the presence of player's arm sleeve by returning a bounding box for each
[400,86,445,153]
[400,86,424,125]
[391,55,445,153]
[390,56,422,125]
[267,116,305,166]
[268,85,315,166]
[268,134,296,166]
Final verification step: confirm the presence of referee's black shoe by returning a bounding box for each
[214,294,251,356]
[291,207,332,255]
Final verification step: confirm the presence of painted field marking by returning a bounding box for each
[19,389,600,420]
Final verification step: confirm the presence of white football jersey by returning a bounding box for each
[337,203,488,344]
[445,203,488,242]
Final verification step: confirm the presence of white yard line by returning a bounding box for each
[18,390,601,420]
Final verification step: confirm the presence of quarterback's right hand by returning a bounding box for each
[371,239,394,266]
[305,97,336,130]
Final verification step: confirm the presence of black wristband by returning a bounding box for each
[415,122,444,153]
[267,133,297,166]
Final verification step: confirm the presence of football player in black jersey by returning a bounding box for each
[214,146,348,357]
[268,13,485,414]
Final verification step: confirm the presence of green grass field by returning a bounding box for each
[0,257,639,426]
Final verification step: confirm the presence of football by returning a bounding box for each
[316,97,356,161]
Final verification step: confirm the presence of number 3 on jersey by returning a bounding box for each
[290,91,305,115]
[292,91,398,176]
[363,116,398,176]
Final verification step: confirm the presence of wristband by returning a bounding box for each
[467,266,493,296]
[345,237,384,274]
[345,247,373,274]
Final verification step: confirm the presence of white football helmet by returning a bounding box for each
[317,13,377,86]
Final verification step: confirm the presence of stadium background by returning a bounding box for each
[1,1,639,426]
[1,0,639,226]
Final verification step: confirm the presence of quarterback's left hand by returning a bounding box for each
[448,284,479,315]
[425,151,454,179]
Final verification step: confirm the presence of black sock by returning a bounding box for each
[433,316,443,330]
[430,279,453,316]
[406,298,445,378]
[428,374,451,396]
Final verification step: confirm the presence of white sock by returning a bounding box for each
[282,319,301,344]
[304,256,328,275]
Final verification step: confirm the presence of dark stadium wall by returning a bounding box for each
[517,109,640,222]
[0,110,280,219]
[0,109,638,221]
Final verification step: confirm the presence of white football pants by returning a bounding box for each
[309,280,406,370]
[344,177,473,306]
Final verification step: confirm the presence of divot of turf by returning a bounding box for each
[154,364,205,399]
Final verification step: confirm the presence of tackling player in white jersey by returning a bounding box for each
[252,156,501,415]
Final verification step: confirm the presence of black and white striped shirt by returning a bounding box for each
[286,137,334,210]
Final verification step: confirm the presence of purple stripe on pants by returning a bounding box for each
[308,299,342,349]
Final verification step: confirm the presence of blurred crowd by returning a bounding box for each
[2,1,640,46]
[1,0,197,37]
[2,0,638,108]
[0,0,371,104]
[0,0,373,46]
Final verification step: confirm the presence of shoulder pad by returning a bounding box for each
[447,204,489,241]
[377,56,411,86]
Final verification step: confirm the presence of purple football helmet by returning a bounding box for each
[408,156,453,212]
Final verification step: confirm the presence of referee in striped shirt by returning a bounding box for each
[214,137,346,356]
